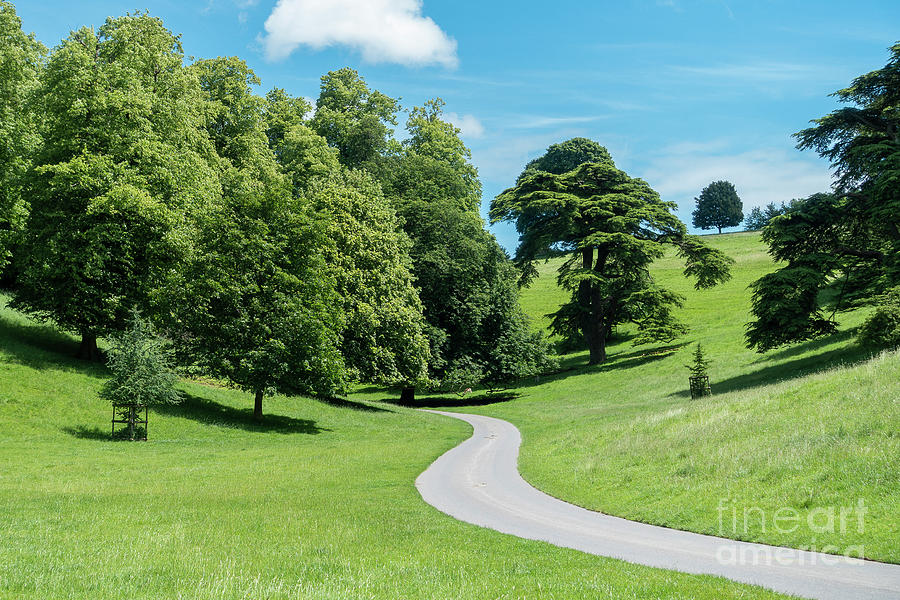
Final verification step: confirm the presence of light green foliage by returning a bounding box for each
[394,98,481,213]
[0,295,788,599]
[263,87,312,149]
[692,180,743,233]
[310,67,399,171]
[265,85,430,388]
[0,1,44,273]
[11,13,220,355]
[168,168,347,411]
[751,43,900,350]
[100,310,181,407]
[170,57,347,414]
[492,138,732,364]
[859,286,900,348]
[303,169,430,386]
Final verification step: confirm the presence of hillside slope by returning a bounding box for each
[436,232,900,562]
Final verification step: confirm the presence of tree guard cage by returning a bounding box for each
[112,403,148,440]
[689,375,712,399]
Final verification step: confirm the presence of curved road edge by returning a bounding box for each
[415,410,900,600]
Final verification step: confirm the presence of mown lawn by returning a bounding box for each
[0,295,788,599]
[358,231,900,563]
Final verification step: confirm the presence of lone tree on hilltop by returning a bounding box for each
[492,138,733,365]
[692,180,743,234]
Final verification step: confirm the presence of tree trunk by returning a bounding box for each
[717,225,722,234]
[587,319,607,364]
[254,389,264,420]
[77,333,101,361]
[400,386,415,405]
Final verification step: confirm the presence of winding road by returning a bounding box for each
[415,410,900,600]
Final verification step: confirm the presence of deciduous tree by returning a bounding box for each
[0,1,44,274]
[12,13,220,360]
[692,180,743,234]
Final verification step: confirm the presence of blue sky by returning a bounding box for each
[14,0,900,251]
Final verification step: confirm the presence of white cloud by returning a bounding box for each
[445,112,484,139]
[260,0,458,68]
[639,142,835,222]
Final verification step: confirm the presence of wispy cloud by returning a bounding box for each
[509,115,610,130]
[259,0,458,67]
[671,61,835,82]
[445,112,485,139]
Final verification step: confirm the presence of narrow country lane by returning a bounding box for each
[415,410,900,600]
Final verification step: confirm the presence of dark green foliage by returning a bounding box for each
[383,99,553,390]
[492,138,732,364]
[692,180,743,234]
[0,1,44,274]
[858,287,900,349]
[744,201,792,231]
[685,342,711,379]
[747,43,900,351]
[100,310,181,407]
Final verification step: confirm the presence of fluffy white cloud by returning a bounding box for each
[445,112,484,138]
[260,0,458,67]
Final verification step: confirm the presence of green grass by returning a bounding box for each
[0,295,789,599]
[370,231,899,563]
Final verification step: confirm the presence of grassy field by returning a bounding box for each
[365,231,899,563]
[0,295,790,599]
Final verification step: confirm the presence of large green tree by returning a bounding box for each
[0,1,44,274]
[167,56,347,418]
[385,100,553,399]
[692,180,743,234]
[746,43,900,351]
[12,13,220,359]
[264,85,431,388]
[492,138,733,364]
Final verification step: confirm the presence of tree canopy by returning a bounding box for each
[0,1,44,274]
[11,13,220,359]
[746,43,900,351]
[692,180,743,234]
[492,138,732,364]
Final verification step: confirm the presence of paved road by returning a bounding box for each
[415,410,900,600]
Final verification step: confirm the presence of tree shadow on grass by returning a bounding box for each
[153,393,326,434]
[0,312,106,376]
[668,343,873,399]
[382,392,521,409]
[62,425,115,441]
[752,328,857,364]
[316,395,392,413]
[509,342,690,392]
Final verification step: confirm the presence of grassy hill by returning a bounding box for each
[0,295,787,599]
[1,230,896,598]
[400,231,899,562]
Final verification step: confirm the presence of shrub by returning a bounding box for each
[858,287,900,349]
